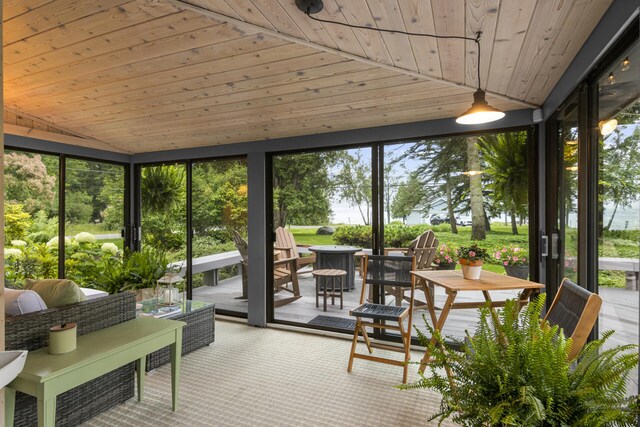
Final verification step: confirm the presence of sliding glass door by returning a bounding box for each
[546,27,638,395]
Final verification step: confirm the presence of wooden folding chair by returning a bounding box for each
[543,278,603,360]
[348,255,417,384]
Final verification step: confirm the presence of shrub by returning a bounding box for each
[4,203,32,244]
[333,225,372,247]
[493,245,529,266]
[433,244,457,266]
[401,295,639,426]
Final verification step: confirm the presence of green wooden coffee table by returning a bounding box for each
[4,317,186,427]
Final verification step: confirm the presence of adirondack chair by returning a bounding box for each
[384,230,439,306]
[232,230,302,307]
[275,226,316,272]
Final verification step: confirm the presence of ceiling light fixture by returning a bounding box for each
[621,57,630,72]
[607,72,616,85]
[599,119,618,136]
[566,140,578,146]
[295,0,505,125]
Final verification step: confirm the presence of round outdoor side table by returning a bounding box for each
[312,269,347,312]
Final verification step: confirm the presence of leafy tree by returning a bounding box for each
[273,152,335,227]
[140,165,186,253]
[406,138,468,234]
[65,191,93,224]
[479,132,529,235]
[141,165,185,214]
[192,161,247,236]
[391,173,425,223]
[98,171,125,230]
[334,150,372,225]
[4,152,56,214]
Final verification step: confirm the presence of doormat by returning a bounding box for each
[308,315,356,331]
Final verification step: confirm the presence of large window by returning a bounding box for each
[271,147,373,326]
[384,131,530,339]
[64,158,125,287]
[596,38,639,393]
[190,158,248,314]
[269,133,532,335]
[3,150,127,290]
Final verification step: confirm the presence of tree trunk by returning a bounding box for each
[483,207,491,231]
[510,210,519,235]
[445,179,458,234]
[467,138,486,240]
[604,201,619,231]
[386,191,391,224]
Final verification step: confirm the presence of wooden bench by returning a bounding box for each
[169,251,243,286]
[599,257,639,290]
[5,317,186,427]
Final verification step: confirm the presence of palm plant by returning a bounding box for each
[479,132,528,235]
[400,295,639,426]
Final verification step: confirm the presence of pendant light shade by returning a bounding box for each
[456,89,505,125]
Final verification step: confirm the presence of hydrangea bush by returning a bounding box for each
[433,244,457,267]
[494,246,529,266]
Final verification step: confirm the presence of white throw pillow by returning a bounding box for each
[5,288,48,315]
[80,287,109,300]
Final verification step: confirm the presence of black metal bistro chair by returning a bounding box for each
[348,254,416,384]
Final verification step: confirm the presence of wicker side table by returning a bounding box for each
[143,300,215,371]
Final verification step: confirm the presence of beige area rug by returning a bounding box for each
[83,320,458,427]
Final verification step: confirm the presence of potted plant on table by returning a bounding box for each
[457,244,488,280]
[400,295,639,426]
[433,244,457,270]
[494,246,529,279]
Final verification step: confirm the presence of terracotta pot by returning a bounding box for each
[459,258,484,267]
[504,264,529,280]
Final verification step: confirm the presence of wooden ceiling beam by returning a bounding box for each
[164,0,539,108]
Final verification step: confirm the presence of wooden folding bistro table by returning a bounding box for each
[410,270,544,374]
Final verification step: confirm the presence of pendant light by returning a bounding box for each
[296,0,505,125]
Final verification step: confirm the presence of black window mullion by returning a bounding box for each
[58,155,66,279]
[186,160,193,300]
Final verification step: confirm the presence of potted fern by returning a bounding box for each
[400,295,639,426]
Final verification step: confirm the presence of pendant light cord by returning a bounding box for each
[305,11,483,90]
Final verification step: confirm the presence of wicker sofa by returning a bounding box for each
[6,291,136,427]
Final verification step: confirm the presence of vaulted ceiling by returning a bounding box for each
[3,0,613,153]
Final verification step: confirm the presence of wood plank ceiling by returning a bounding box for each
[3,0,613,153]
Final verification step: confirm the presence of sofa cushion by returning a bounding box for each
[25,279,86,308]
[5,288,48,315]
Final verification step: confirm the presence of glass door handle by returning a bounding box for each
[541,235,549,257]
[550,233,560,260]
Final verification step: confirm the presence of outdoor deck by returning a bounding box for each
[192,269,638,349]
